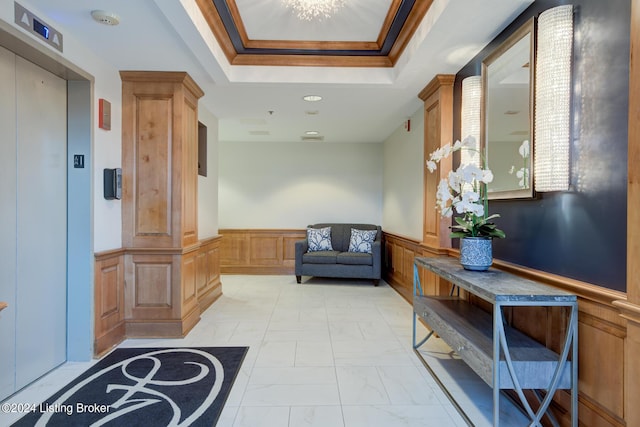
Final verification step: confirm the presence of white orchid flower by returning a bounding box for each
[519,140,530,158]
[436,179,452,201]
[516,167,529,188]
[469,203,485,216]
[461,135,476,148]
[441,143,453,159]
[425,135,504,239]
[461,164,484,183]
[481,169,494,183]
[461,191,480,204]
[447,170,464,190]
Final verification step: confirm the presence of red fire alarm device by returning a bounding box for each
[99,98,111,130]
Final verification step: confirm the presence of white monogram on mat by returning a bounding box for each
[33,348,224,427]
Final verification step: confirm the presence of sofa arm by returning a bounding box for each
[295,239,308,274]
[371,240,382,279]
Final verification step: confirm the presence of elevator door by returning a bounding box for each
[0,46,67,400]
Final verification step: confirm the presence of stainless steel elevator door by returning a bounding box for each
[0,46,67,400]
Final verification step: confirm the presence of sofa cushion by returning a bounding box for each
[337,252,373,266]
[303,250,340,264]
[307,227,333,252]
[309,223,380,253]
[348,228,378,254]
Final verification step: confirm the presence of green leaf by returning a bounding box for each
[491,229,506,239]
[450,231,468,238]
[454,217,469,227]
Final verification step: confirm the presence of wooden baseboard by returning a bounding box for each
[123,304,201,338]
[221,265,295,275]
[198,280,222,312]
[93,321,126,358]
[125,320,188,338]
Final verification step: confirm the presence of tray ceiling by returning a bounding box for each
[196,0,432,67]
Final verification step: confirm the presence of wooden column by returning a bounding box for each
[419,74,454,250]
[120,71,204,338]
[417,75,455,297]
[614,0,640,424]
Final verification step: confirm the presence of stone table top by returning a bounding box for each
[415,256,577,304]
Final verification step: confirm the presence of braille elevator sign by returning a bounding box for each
[74,155,85,169]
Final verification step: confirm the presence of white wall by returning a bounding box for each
[382,107,424,240]
[198,107,219,238]
[219,141,383,228]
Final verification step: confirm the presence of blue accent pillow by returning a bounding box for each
[307,227,333,252]
[348,228,377,253]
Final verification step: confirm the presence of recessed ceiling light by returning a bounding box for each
[91,10,120,26]
[305,131,320,136]
[303,95,322,102]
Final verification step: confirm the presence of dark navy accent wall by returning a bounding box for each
[454,0,630,291]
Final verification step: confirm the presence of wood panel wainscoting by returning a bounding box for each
[93,236,222,357]
[383,232,451,302]
[220,229,306,275]
[383,230,629,427]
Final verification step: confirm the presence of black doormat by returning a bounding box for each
[12,346,248,427]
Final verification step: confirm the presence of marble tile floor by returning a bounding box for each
[2,275,529,427]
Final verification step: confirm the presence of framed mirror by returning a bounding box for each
[481,18,536,199]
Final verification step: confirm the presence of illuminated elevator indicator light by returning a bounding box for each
[33,18,49,39]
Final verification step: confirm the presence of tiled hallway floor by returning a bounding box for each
[2,275,529,427]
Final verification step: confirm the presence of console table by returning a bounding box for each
[412,256,577,427]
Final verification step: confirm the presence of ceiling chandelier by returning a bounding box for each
[283,0,346,21]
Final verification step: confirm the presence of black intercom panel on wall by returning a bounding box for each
[103,168,122,200]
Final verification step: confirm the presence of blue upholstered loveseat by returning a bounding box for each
[295,223,382,285]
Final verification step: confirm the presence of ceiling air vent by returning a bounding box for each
[301,136,324,142]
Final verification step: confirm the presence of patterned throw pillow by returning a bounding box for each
[307,227,333,252]
[348,228,377,253]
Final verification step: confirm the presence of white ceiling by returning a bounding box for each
[25,0,534,144]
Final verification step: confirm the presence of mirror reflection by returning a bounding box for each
[482,19,535,199]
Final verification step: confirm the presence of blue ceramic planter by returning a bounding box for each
[460,237,493,271]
